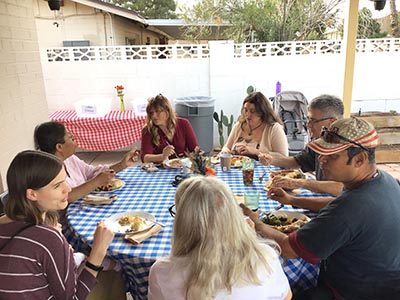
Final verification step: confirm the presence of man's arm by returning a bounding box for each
[259,152,300,169]
[272,177,344,196]
[267,187,334,213]
[300,180,343,196]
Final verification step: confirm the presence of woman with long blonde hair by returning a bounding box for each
[141,94,198,163]
[222,91,288,158]
[148,176,292,300]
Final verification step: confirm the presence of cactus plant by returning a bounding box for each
[213,110,235,147]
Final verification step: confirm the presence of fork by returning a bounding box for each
[258,169,268,182]
[165,140,179,159]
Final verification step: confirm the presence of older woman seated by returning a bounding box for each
[140,94,198,163]
[34,121,138,203]
[148,176,292,300]
[221,92,288,158]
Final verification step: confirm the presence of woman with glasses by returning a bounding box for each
[0,150,115,300]
[221,92,288,158]
[148,176,292,300]
[34,121,139,203]
[141,94,198,163]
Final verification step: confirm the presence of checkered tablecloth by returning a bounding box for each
[49,110,146,151]
[65,164,322,300]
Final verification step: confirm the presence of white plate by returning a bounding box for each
[266,210,310,221]
[165,158,182,169]
[103,211,156,234]
[210,155,248,168]
[94,179,125,193]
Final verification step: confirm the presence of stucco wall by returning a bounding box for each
[0,0,49,190]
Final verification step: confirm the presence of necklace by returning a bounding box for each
[248,122,263,136]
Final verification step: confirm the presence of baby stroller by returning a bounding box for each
[272,91,309,156]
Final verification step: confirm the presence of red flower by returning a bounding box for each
[115,85,124,91]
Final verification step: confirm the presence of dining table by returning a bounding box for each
[49,110,146,151]
[65,161,324,300]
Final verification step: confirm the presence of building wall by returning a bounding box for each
[39,39,400,148]
[33,0,164,47]
[0,0,49,190]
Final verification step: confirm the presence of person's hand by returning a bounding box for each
[267,187,295,205]
[121,148,139,169]
[89,221,115,262]
[162,144,176,160]
[244,216,255,230]
[239,203,263,225]
[272,176,302,190]
[94,169,115,187]
[258,152,273,165]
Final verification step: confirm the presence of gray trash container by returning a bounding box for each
[174,96,215,153]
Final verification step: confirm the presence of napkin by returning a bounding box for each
[124,224,162,245]
[81,195,117,205]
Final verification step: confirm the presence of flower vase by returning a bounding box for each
[118,95,125,112]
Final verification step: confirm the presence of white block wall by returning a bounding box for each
[0,0,49,190]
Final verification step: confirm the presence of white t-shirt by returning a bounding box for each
[148,244,290,300]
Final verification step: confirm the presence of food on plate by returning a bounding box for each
[168,159,182,168]
[118,215,134,226]
[118,215,144,232]
[270,169,306,179]
[260,213,308,234]
[231,155,248,167]
[264,169,305,190]
[130,216,144,232]
[95,179,124,192]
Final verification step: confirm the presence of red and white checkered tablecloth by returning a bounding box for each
[49,110,146,151]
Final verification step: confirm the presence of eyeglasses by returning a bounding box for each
[168,204,176,218]
[321,127,372,153]
[306,117,332,125]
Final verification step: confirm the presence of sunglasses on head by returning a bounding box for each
[321,127,372,153]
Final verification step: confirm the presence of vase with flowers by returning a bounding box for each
[115,85,125,112]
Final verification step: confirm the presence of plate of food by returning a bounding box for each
[264,169,306,191]
[165,158,182,169]
[259,210,310,234]
[210,155,249,168]
[94,178,125,193]
[231,155,249,168]
[103,211,156,234]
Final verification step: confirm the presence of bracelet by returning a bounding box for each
[85,260,104,272]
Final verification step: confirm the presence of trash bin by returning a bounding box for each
[174,96,215,153]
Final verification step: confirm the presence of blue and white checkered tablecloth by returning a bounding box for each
[65,164,322,300]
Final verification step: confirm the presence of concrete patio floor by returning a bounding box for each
[76,151,400,179]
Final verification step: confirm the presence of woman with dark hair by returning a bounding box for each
[0,150,114,299]
[221,92,288,157]
[148,176,292,300]
[141,94,198,163]
[34,121,138,202]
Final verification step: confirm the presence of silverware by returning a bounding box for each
[143,218,166,227]
[165,140,179,159]
[266,204,284,216]
[258,169,268,182]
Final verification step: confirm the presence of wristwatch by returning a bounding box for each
[85,260,104,272]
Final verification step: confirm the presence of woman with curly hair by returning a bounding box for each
[141,94,198,163]
[221,91,288,158]
[148,176,292,300]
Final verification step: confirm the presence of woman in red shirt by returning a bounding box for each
[141,94,198,163]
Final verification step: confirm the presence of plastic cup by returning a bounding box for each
[220,153,232,172]
[242,159,255,185]
[244,189,260,211]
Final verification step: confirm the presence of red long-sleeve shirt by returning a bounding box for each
[140,117,198,161]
